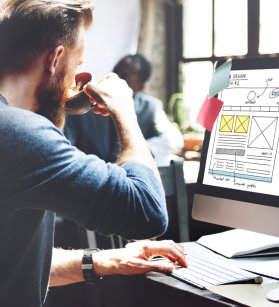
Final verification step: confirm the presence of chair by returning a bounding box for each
[87,157,190,249]
[158,158,190,242]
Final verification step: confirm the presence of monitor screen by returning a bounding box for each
[192,57,279,237]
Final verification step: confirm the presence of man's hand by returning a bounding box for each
[49,241,186,287]
[84,73,161,177]
[83,73,134,117]
[93,240,187,276]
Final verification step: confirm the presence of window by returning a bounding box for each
[259,0,279,54]
[181,0,279,132]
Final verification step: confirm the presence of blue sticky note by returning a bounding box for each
[209,59,232,98]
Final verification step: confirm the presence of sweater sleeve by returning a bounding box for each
[1,108,168,239]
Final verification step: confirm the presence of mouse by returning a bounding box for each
[266,287,279,302]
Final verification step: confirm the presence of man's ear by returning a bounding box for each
[46,46,64,75]
[137,82,145,92]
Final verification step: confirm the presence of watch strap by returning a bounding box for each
[82,248,102,284]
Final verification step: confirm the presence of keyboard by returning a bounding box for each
[170,253,263,289]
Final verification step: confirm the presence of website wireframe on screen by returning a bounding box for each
[203,69,279,196]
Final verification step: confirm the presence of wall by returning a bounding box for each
[78,0,169,108]
[78,0,141,80]
[138,0,168,107]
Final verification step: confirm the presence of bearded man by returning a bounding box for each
[0,1,186,306]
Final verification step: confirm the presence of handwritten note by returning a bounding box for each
[196,95,224,132]
[209,59,232,98]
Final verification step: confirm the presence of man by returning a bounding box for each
[64,54,184,166]
[0,1,186,306]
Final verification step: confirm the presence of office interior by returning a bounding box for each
[44,0,279,306]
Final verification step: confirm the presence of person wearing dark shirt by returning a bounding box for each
[64,54,183,166]
[0,1,186,306]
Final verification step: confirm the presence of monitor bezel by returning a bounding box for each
[192,57,279,236]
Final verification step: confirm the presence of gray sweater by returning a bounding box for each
[0,97,167,306]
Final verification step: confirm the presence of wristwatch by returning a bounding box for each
[82,248,102,284]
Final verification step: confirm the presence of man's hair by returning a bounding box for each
[132,54,152,83]
[0,0,94,77]
[115,54,152,83]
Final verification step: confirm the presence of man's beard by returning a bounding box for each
[36,67,68,129]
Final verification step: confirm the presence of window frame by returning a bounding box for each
[166,0,279,104]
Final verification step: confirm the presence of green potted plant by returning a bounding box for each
[168,92,204,153]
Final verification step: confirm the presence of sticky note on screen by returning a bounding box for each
[196,95,224,132]
[209,59,232,98]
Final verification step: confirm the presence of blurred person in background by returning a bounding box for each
[64,54,183,166]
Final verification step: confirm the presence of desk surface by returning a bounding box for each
[99,242,279,307]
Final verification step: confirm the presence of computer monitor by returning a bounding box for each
[192,57,279,237]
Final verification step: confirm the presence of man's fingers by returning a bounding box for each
[159,247,187,268]
[126,240,187,268]
[94,104,110,116]
[162,240,186,266]
[84,83,111,116]
[161,240,185,255]
[83,82,104,104]
[141,241,187,268]
[123,258,174,276]
[148,260,174,274]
